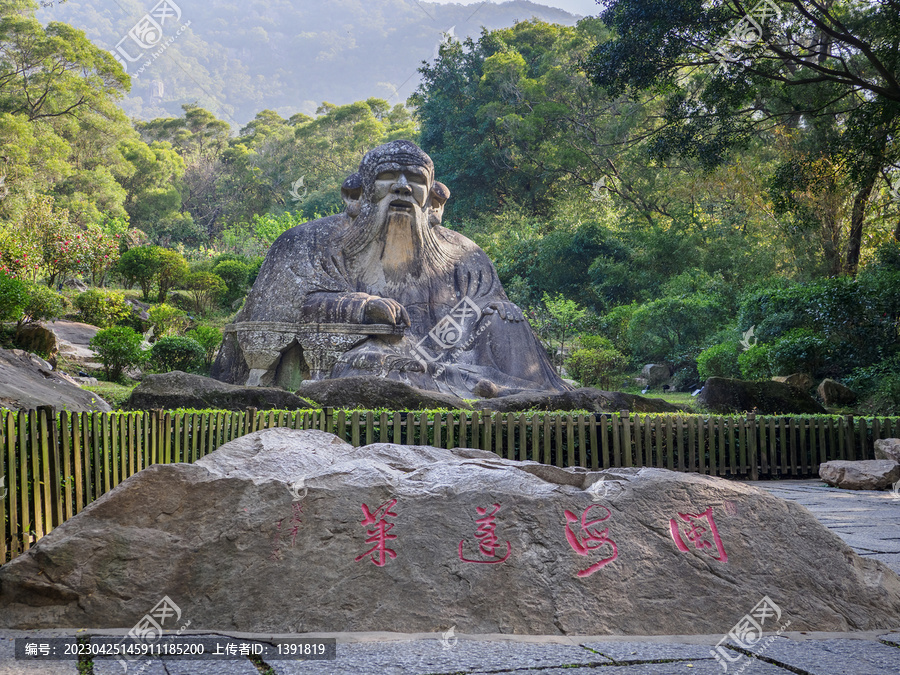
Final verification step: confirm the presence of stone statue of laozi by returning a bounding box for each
[212,140,570,398]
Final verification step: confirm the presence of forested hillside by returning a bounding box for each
[1,0,899,414]
[35,0,580,124]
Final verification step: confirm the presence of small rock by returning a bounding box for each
[819,460,900,490]
[472,379,500,399]
[817,378,858,406]
[15,323,59,365]
[63,278,88,292]
[874,439,900,464]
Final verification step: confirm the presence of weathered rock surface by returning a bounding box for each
[15,323,59,364]
[2,428,899,634]
[819,460,900,490]
[772,373,814,391]
[874,438,900,464]
[50,320,101,370]
[641,363,670,386]
[818,378,858,406]
[698,377,826,414]
[297,375,471,410]
[124,371,314,411]
[0,347,110,412]
[474,387,679,413]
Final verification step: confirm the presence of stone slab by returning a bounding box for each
[0,632,77,675]
[270,640,608,674]
[749,637,900,675]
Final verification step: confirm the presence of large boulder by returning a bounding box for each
[0,347,110,412]
[125,371,313,411]
[818,378,858,407]
[49,320,102,371]
[874,438,900,464]
[1,428,898,634]
[819,460,900,491]
[641,363,670,386]
[297,376,471,410]
[698,377,826,414]
[474,387,679,414]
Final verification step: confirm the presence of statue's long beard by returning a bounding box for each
[341,203,457,293]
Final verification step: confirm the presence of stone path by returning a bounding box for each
[1,479,898,674]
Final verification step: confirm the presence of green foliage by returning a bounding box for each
[148,303,187,338]
[74,289,131,328]
[185,272,226,315]
[212,259,251,304]
[738,344,774,381]
[150,335,204,373]
[156,249,189,303]
[117,246,163,301]
[767,329,829,376]
[530,292,588,375]
[18,282,66,329]
[89,326,145,382]
[697,342,742,381]
[187,324,223,368]
[0,271,27,321]
[566,338,628,389]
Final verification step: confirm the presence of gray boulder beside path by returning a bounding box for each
[1,428,898,635]
[819,459,900,491]
[0,347,110,412]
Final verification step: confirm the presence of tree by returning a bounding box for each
[585,0,900,274]
[89,326,145,382]
[156,249,188,303]
[117,246,162,301]
[187,324,222,369]
[530,292,588,375]
[185,271,226,315]
[0,270,26,320]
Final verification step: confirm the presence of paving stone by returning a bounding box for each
[580,641,717,662]
[270,640,610,674]
[161,660,261,674]
[470,660,790,675]
[880,633,900,645]
[93,657,168,675]
[749,637,900,675]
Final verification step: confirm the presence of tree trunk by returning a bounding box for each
[844,176,876,276]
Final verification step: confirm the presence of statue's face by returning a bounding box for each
[372,165,430,220]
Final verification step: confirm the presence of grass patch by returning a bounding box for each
[83,381,137,409]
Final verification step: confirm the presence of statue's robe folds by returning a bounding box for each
[212,214,570,398]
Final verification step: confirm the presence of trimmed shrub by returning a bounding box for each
[148,303,187,338]
[212,259,251,304]
[187,324,223,368]
[185,272,226,315]
[566,338,628,390]
[90,326,145,382]
[697,341,741,380]
[150,335,204,373]
[738,343,774,380]
[74,289,131,328]
[0,272,28,321]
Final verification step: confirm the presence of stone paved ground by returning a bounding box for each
[1,479,898,674]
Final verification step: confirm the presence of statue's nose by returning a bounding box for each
[392,174,412,195]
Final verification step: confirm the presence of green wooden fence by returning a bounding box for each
[2,406,898,564]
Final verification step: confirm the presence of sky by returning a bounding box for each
[428,0,602,17]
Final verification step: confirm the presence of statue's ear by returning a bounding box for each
[429,181,450,209]
[341,173,363,211]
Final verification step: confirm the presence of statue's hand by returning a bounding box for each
[482,301,525,322]
[364,297,411,327]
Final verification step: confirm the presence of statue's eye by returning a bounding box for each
[376,171,399,182]
[407,172,427,185]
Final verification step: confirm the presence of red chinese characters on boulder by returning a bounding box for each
[355,499,398,567]
[563,504,618,578]
[458,503,511,564]
[669,506,728,563]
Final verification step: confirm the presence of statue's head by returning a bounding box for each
[340,141,455,276]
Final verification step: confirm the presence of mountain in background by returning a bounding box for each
[36,0,582,127]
